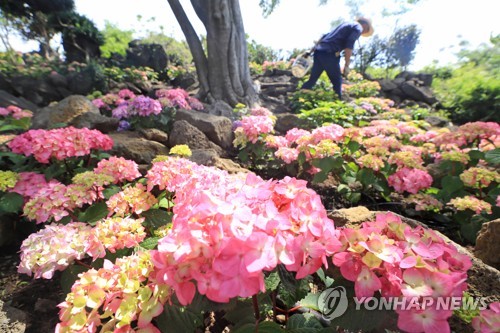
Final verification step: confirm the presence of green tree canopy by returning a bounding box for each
[100,21,134,58]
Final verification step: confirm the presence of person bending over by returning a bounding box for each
[301,17,374,99]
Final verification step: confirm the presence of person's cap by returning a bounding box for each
[357,17,374,37]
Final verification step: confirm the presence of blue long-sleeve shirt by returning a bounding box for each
[315,22,362,53]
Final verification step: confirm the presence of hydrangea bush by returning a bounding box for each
[233,105,500,244]
[0,121,490,332]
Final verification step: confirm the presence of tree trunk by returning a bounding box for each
[167,0,258,107]
[205,0,258,106]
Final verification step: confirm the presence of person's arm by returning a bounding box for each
[343,48,353,75]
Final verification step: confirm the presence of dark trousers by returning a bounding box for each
[301,50,342,98]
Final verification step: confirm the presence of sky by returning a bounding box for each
[6,0,499,70]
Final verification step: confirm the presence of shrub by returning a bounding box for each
[433,63,500,124]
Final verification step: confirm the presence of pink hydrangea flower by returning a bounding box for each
[148,160,340,305]
[18,222,92,279]
[0,105,33,119]
[91,98,107,110]
[187,96,204,111]
[237,115,274,143]
[250,106,273,117]
[275,147,299,164]
[85,217,147,259]
[94,156,141,184]
[117,89,136,100]
[265,135,290,149]
[106,184,158,217]
[472,302,500,333]
[388,167,433,194]
[9,172,48,199]
[448,196,492,215]
[285,128,311,143]
[396,305,453,333]
[156,88,191,109]
[7,127,113,163]
[57,252,167,332]
[311,124,345,143]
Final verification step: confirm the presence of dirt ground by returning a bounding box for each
[0,243,63,333]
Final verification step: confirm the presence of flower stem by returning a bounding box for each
[252,294,260,331]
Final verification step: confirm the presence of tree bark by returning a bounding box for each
[205,0,257,106]
[167,0,258,107]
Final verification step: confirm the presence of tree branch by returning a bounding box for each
[167,0,210,98]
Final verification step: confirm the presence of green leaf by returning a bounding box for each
[0,124,25,132]
[10,117,31,130]
[224,299,257,330]
[78,202,108,224]
[459,215,487,245]
[44,163,66,180]
[312,170,328,184]
[298,292,320,311]
[438,176,466,201]
[265,271,281,291]
[140,208,172,229]
[485,148,500,165]
[316,268,334,288]
[139,237,159,250]
[155,302,203,333]
[188,291,237,313]
[60,264,89,295]
[345,192,361,203]
[278,266,311,309]
[158,197,174,209]
[287,313,323,331]
[0,152,27,166]
[468,150,484,164]
[0,192,24,214]
[312,157,343,174]
[336,184,350,194]
[102,186,121,199]
[234,321,284,333]
[346,140,360,153]
[357,168,377,187]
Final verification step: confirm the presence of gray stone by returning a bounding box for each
[47,72,68,88]
[169,120,224,156]
[109,131,169,164]
[126,42,168,73]
[0,299,28,333]
[139,128,169,146]
[475,219,500,270]
[69,112,119,133]
[67,69,96,96]
[400,81,438,105]
[203,100,235,119]
[171,72,197,90]
[393,78,406,85]
[10,76,61,106]
[32,95,100,129]
[416,73,433,87]
[0,90,38,112]
[175,109,234,150]
[189,149,249,174]
[424,115,450,127]
[274,113,309,134]
[378,79,398,92]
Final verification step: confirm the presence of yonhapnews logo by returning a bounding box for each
[318,286,349,320]
[318,287,488,320]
